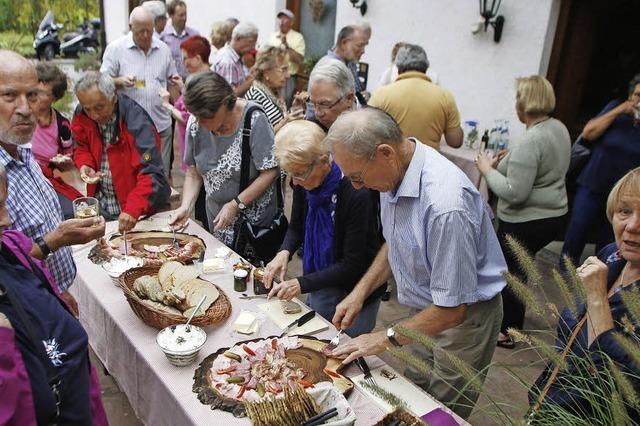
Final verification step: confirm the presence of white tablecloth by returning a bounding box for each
[439,142,489,202]
[70,211,462,425]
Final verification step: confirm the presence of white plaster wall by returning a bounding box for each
[104,1,129,43]
[336,0,561,140]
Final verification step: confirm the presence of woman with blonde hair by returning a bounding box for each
[262,120,383,336]
[476,75,571,348]
[245,44,304,133]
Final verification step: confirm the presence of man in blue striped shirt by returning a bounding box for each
[0,50,105,308]
[328,108,506,419]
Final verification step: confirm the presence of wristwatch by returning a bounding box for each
[34,236,53,258]
[386,327,402,347]
[234,196,247,211]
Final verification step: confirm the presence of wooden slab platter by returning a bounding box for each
[88,231,206,265]
[193,335,353,418]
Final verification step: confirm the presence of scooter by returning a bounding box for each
[33,10,62,60]
[60,18,101,57]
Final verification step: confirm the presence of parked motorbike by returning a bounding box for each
[33,11,101,60]
[34,10,62,60]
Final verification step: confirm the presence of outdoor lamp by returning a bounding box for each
[478,0,505,43]
[349,0,367,16]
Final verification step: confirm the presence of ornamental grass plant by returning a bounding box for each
[366,236,640,425]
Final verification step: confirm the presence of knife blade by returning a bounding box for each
[284,310,316,332]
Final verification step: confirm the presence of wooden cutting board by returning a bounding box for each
[258,299,329,335]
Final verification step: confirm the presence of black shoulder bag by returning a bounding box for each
[232,106,288,264]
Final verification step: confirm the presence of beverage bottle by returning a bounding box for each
[487,128,498,152]
[498,127,509,151]
[480,129,489,152]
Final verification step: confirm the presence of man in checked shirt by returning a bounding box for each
[0,50,106,313]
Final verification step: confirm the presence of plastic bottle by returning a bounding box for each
[497,127,509,151]
[487,128,498,152]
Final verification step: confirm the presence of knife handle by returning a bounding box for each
[355,357,371,376]
[297,310,316,327]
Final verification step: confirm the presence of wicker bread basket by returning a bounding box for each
[119,265,232,329]
[374,408,426,426]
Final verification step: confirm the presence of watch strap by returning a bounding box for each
[34,236,52,258]
[387,327,401,347]
[234,196,246,210]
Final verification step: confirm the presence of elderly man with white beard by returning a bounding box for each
[0,50,105,312]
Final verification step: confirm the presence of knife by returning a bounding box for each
[284,310,316,333]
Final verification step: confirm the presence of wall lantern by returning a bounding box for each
[478,0,505,43]
[349,0,367,16]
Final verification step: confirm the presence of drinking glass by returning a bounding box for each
[73,197,100,219]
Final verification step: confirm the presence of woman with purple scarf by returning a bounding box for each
[263,121,383,337]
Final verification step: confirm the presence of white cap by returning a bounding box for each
[277,9,294,19]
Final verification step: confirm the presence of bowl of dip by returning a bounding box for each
[156,324,207,367]
[102,256,144,286]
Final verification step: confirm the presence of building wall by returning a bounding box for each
[336,0,561,139]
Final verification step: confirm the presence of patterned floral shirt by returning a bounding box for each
[184,102,279,246]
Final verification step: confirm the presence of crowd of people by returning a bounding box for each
[1,0,639,423]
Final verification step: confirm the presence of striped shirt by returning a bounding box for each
[101,32,177,132]
[0,145,76,292]
[381,139,506,309]
[96,114,121,219]
[210,45,246,88]
[160,23,199,80]
[245,85,285,128]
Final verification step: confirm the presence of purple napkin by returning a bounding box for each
[420,408,459,425]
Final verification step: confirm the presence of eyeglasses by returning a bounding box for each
[347,151,376,185]
[290,160,316,181]
[306,95,344,113]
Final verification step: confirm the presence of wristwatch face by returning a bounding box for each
[386,327,395,339]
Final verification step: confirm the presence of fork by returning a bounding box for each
[355,357,378,387]
[324,329,343,352]
[171,227,179,249]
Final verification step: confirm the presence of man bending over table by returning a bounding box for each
[72,71,170,233]
[327,108,506,419]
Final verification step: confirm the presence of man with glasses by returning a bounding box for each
[306,58,356,132]
[328,108,506,419]
[101,6,179,181]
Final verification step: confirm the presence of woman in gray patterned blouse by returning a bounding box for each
[169,71,280,251]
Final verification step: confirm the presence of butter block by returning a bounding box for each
[233,311,257,334]
[202,258,225,273]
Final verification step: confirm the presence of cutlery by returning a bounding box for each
[171,227,179,249]
[123,230,128,259]
[184,295,207,332]
[355,357,378,388]
[324,329,343,352]
[239,293,268,300]
[284,310,316,334]
[300,407,338,426]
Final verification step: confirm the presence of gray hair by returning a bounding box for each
[355,20,371,36]
[324,108,403,159]
[129,6,153,26]
[396,44,429,74]
[142,1,166,20]
[309,58,355,99]
[232,22,258,40]
[75,71,116,99]
[184,71,236,118]
[629,73,640,96]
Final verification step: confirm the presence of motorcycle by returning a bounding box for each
[33,11,101,60]
[60,18,101,57]
[34,10,62,60]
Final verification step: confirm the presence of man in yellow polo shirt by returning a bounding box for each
[369,44,463,151]
[269,9,305,107]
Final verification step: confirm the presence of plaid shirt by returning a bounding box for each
[96,113,121,219]
[210,45,246,88]
[0,145,76,291]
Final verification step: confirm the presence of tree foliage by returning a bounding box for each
[0,0,100,34]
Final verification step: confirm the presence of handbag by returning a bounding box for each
[233,106,288,263]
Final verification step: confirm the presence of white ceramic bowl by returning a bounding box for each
[156,324,207,367]
[102,257,144,286]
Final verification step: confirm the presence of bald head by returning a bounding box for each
[130,7,154,52]
[0,50,38,150]
[0,50,36,78]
